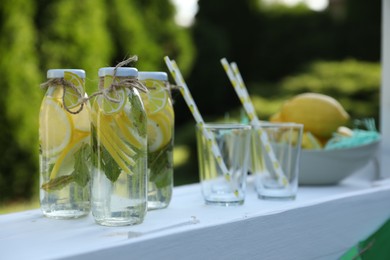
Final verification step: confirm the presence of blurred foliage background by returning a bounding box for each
[0,0,381,211]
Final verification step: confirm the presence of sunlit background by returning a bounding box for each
[173,0,329,27]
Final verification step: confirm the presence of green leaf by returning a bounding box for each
[72,143,91,187]
[101,145,122,182]
[148,143,173,188]
[129,93,147,136]
[41,143,91,191]
[41,175,74,192]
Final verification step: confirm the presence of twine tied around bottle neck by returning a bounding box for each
[95,56,148,103]
[40,77,88,114]
[40,56,148,115]
[111,56,148,93]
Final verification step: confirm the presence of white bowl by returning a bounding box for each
[299,140,380,185]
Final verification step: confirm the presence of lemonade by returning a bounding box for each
[39,69,91,219]
[139,72,174,210]
[91,67,147,226]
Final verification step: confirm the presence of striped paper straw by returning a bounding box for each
[164,56,235,186]
[231,62,256,119]
[220,58,289,187]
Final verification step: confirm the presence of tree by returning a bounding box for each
[37,0,112,93]
[184,0,259,121]
[134,0,195,72]
[186,0,380,120]
[0,0,194,204]
[0,0,41,202]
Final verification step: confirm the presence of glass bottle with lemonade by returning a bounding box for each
[138,72,174,210]
[91,67,148,226]
[39,69,91,219]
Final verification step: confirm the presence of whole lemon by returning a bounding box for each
[272,93,349,139]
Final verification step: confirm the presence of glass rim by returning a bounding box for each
[251,122,303,129]
[196,122,251,130]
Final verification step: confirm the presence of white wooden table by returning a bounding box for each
[1,171,390,260]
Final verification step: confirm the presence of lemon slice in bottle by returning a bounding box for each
[39,98,73,157]
[71,103,91,132]
[62,71,85,110]
[141,78,173,152]
[147,120,165,152]
[147,113,172,152]
[99,88,126,115]
[114,109,144,149]
[143,79,168,115]
[97,75,127,115]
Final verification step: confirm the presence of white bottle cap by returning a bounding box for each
[138,71,168,81]
[98,67,138,77]
[47,69,85,79]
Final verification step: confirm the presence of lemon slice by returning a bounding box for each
[280,130,321,150]
[143,79,168,115]
[98,75,127,115]
[95,89,126,115]
[145,88,174,152]
[63,71,85,109]
[160,102,174,125]
[147,114,172,152]
[114,111,144,149]
[39,98,72,156]
[71,102,91,132]
[49,134,90,179]
[147,120,165,152]
[302,132,322,149]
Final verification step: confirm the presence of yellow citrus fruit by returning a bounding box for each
[49,135,90,179]
[269,112,282,122]
[98,75,127,115]
[280,130,321,149]
[97,88,126,115]
[114,110,144,149]
[142,79,168,115]
[147,119,168,152]
[147,110,173,152]
[122,124,144,149]
[39,98,72,156]
[141,79,174,152]
[71,102,91,132]
[147,120,164,152]
[162,101,174,123]
[337,126,354,137]
[301,132,322,149]
[151,100,174,128]
[271,93,349,139]
[63,71,85,110]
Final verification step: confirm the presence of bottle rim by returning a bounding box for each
[98,67,138,77]
[47,69,85,79]
[138,71,168,81]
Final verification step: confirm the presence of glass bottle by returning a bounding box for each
[39,69,91,219]
[138,72,174,210]
[91,67,147,226]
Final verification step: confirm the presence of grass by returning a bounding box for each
[0,198,39,215]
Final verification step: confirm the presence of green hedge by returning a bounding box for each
[0,0,194,204]
[278,59,380,122]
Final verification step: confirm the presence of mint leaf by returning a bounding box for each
[41,175,74,192]
[41,143,91,192]
[129,93,147,136]
[148,143,173,188]
[101,146,122,182]
[72,143,91,187]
